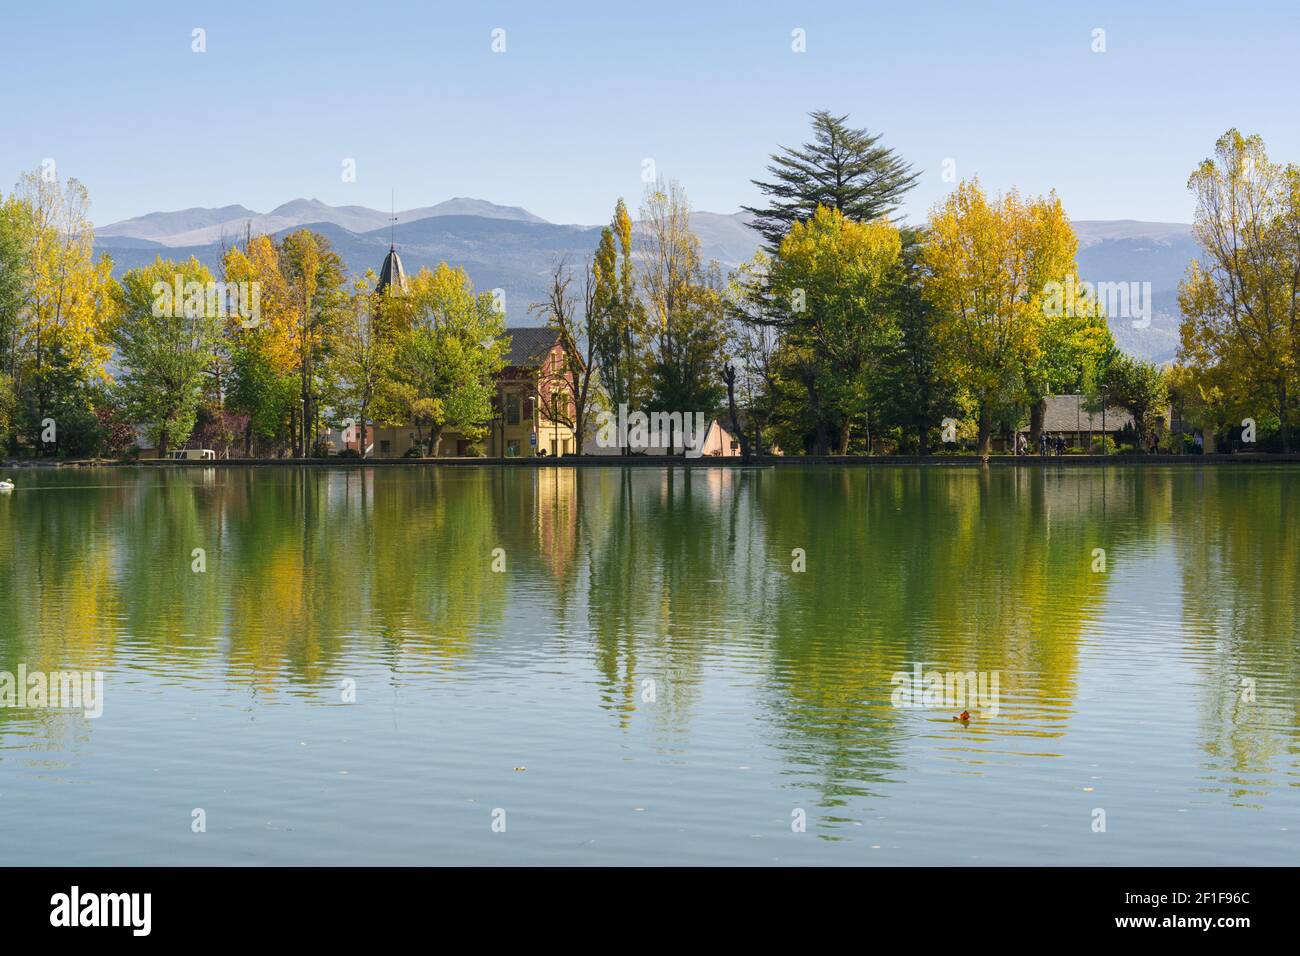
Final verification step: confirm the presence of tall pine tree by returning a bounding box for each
[743,110,919,251]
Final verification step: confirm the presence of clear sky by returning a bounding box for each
[3,0,1297,228]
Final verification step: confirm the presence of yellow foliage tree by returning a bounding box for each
[1177,129,1300,452]
[921,179,1080,455]
[11,171,117,435]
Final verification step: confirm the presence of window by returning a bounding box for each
[506,439,521,457]
[506,393,521,426]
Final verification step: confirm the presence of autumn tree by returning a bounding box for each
[279,229,346,456]
[222,234,298,455]
[589,199,649,442]
[323,272,394,458]
[639,181,729,453]
[1166,361,1238,453]
[922,180,1080,456]
[8,171,117,453]
[1177,129,1300,452]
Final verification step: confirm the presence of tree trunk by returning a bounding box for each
[359,401,368,458]
[803,373,827,456]
[723,366,750,463]
[977,401,993,457]
[1280,382,1290,454]
[1029,400,1044,448]
[916,422,929,456]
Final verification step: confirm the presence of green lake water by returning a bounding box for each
[0,464,1296,865]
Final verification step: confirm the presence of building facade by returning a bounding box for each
[354,245,579,459]
[366,326,578,458]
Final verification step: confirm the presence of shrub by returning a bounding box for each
[95,406,137,458]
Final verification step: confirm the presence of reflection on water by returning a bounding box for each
[0,465,1296,864]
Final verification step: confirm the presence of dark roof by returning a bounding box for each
[503,326,561,367]
[376,246,407,295]
[1018,394,1134,434]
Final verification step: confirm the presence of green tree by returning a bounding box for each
[872,229,960,454]
[279,230,346,456]
[0,194,32,382]
[725,253,782,456]
[590,199,649,439]
[640,181,729,452]
[765,205,903,454]
[378,263,507,456]
[1104,353,1169,451]
[115,258,223,455]
[324,272,393,458]
[743,109,919,252]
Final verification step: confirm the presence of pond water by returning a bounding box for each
[0,464,1296,864]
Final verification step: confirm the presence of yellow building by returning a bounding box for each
[361,246,578,459]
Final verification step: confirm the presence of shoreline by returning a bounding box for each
[6,453,1300,469]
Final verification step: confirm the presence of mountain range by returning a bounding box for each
[93,200,1197,363]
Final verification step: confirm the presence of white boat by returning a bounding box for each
[0,480,13,493]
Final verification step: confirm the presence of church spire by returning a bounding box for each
[377,188,406,295]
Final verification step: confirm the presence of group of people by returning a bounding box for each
[1015,433,1069,456]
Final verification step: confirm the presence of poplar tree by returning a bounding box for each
[1178,129,1300,452]
[589,199,648,452]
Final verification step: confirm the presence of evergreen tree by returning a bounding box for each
[743,110,919,251]
[872,230,959,454]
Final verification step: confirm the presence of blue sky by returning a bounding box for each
[2,0,1297,227]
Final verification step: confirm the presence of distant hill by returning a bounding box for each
[94,201,755,322]
[98,204,259,242]
[97,197,549,248]
[94,200,1201,361]
[1073,220,1198,364]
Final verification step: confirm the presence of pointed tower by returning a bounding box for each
[377,244,407,295]
[377,191,407,295]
